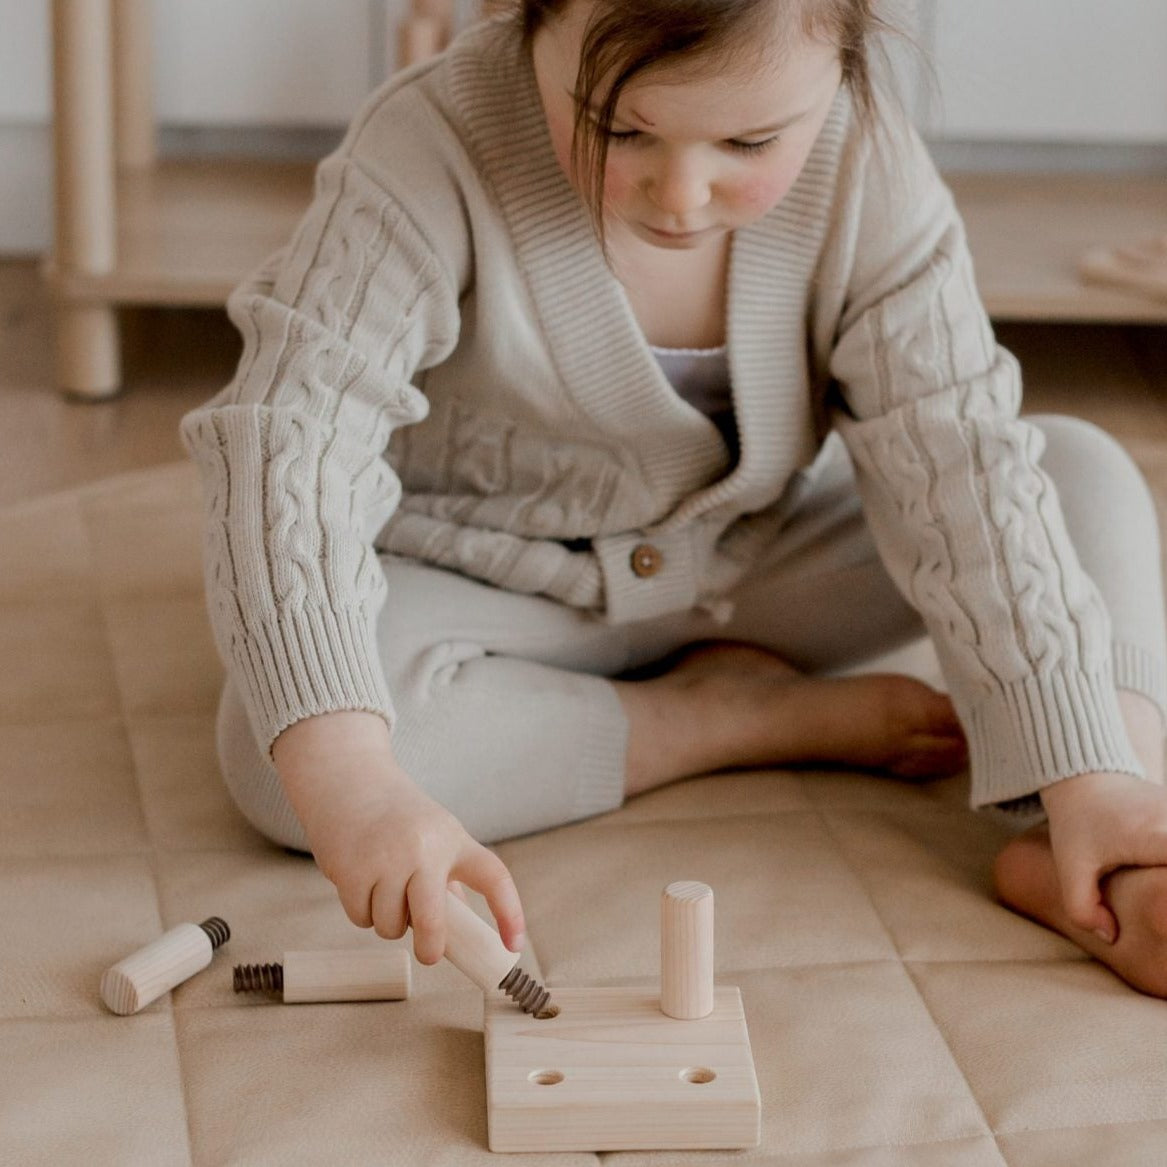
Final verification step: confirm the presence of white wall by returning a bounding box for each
[2,0,1165,253]
[925,0,1167,141]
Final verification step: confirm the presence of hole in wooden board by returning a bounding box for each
[680,1067,717,1084]
[529,1070,565,1086]
[535,1004,559,1019]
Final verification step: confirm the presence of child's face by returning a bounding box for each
[533,1,844,252]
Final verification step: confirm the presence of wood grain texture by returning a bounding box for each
[441,889,521,992]
[282,948,411,1003]
[1079,237,1167,306]
[485,986,761,1152]
[660,880,714,1020]
[100,922,212,1015]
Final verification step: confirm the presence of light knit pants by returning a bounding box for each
[217,414,1167,849]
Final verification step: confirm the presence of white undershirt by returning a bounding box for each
[650,343,738,459]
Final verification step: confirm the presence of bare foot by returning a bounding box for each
[615,640,969,795]
[994,824,1167,998]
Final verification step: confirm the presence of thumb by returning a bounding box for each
[1055,857,1119,944]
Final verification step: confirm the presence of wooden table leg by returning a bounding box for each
[51,0,121,398]
[397,0,456,69]
[113,0,155,171]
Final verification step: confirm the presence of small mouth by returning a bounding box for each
[644,225,709,245]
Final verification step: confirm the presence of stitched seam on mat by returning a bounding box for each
[816,806,1000,1147]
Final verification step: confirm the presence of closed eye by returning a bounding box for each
[727,136,779,156]
[603,128,779,156]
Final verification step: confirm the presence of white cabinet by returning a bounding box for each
[926,0,1167,141]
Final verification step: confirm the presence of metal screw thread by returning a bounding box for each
[198,917,231,950]
[233,962,284,995]
[498,965,553,1018]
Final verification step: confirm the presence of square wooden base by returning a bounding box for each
[484,985,761,1152]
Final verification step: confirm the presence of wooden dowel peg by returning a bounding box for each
[442,889,555,1018]
[100,917,230,1015]
[442,887,522,991]
[660,881,714,1020]
[233,948,411,1003]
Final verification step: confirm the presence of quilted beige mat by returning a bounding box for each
[3,458,1167,1166]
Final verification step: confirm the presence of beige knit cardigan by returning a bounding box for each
[180,16,1153,808]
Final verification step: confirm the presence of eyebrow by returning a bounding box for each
[567,90,810,138]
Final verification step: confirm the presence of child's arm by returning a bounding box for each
[822,109,1146,811]
[271,710,526,965]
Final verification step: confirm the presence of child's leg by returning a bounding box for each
[989,414,1167,996]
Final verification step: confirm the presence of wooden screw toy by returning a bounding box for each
[100,917,230,1015]
[442,888,554,1018]
[233,948,411,1003]
[484,881,761,1152]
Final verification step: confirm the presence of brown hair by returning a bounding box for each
[516,0,901,241]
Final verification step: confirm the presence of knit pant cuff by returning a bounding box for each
[569,678,629,822]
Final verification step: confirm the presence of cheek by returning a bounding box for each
[601,158,639,206]
[732,162,802,213]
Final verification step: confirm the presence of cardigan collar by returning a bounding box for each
[447,18,851,527]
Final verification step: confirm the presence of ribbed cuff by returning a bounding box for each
[229,603,396,761]
[967,664,1145,809]
[569,677,630,822]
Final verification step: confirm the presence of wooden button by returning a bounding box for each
[630,543,664,578]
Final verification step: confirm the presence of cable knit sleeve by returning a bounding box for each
[826,116,1144,808]
[178,151,459,760]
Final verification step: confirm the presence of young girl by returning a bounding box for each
[181,0,1167,998]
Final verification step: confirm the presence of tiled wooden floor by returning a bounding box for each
[2,256,1166,507]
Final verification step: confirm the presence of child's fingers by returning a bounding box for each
[1056,860,1120,944]
[456,846,526,953]
[404,869,450,966]
[368,876,409,941]
[336,878,376,931]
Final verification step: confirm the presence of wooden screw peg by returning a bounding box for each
[233,948,411,1003]
[443,889,554,1017]
[100,917,230,1015]
[660,881,714,1019]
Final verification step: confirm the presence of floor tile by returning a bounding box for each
[83,462,205,599]
[0,855,163,1019]
[176,994,599,1167]
[495,815,898,984]
[997,1119,1167,1167]
[129,714,269,851]
[823,808,1080,962]
[104,593,223,716]
[0,492,94,605]
[909,960,1167,1134]
[0,1014,191,1166]
[0,718,148,855]
[725,965,987,1159]
[0,598,121,724]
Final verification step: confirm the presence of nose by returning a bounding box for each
[644,152,712,217]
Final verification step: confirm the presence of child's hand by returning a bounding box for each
[271,711,526,966]
[1040,771,1167,944]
